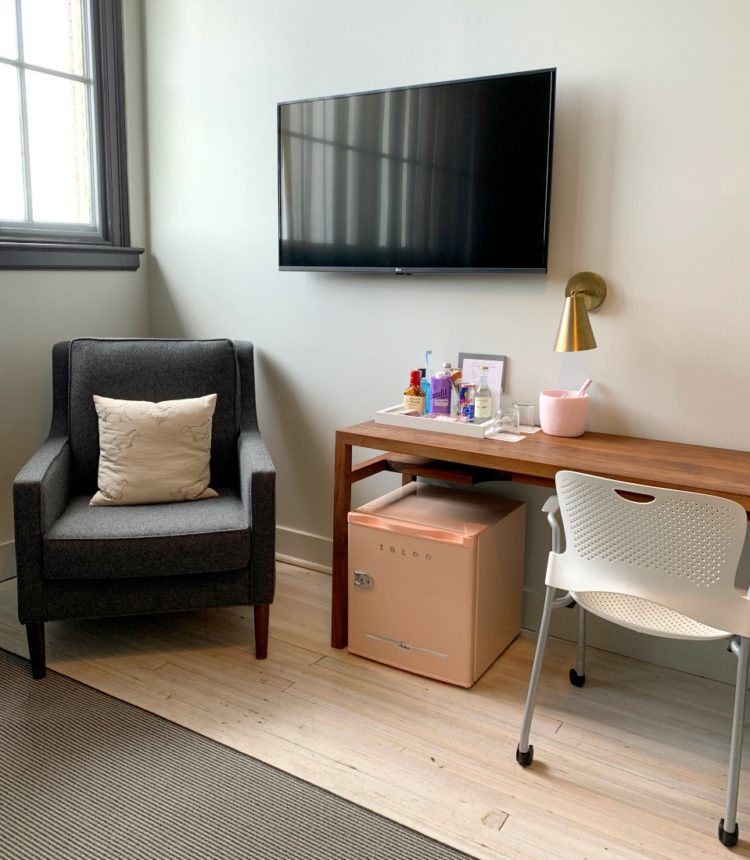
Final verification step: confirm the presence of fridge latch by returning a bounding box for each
[353,570,373,589]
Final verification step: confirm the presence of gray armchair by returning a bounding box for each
[13,338,275,679]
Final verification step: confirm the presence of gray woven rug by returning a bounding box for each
[0,649,471,860]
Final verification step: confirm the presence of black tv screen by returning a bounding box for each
[277,68,556,274]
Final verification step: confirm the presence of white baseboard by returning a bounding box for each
[0,540,16,582]
[275,525,332,573]
[276,553,332,575]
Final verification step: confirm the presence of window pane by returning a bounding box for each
[0,64,25,220]
[0,0,18,60]
[26,69,94,225]
[21,0,85,77]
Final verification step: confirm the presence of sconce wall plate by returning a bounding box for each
[564,271,607,311]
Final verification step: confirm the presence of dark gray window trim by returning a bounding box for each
[0,0,144,272]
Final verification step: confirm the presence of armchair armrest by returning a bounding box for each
[14,435,71,536]
[13,435,71,621]
[238,430,276,602]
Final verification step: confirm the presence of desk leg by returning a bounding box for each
[331,438,352,648]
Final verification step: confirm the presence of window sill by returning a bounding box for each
[0,242,144,271]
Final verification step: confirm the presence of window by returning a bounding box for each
[0,0,141,270]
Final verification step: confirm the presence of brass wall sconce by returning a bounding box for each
[553,271,608,352]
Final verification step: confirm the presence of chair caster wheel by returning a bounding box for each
[569,668,586,687]
[516,744,534,767]
[719,819,739,847]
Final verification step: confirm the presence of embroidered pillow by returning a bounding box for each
[90,394,219,507]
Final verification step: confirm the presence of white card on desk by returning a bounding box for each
[487,432,525,442]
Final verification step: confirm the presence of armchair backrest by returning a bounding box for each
[58,338,247,493]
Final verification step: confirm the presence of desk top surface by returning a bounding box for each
[337,421,750,511]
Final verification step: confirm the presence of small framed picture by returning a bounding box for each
[457,352,506,414]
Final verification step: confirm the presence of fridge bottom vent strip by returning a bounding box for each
[366,633,448,659]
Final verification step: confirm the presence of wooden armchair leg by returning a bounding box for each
[253,604,269,659]
[26,622,46,680]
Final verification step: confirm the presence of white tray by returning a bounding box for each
[375,405,495,438]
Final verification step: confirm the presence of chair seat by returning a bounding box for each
[573,590,730,640]
[44,489,251,580]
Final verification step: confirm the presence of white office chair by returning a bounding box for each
[516,470,750,848]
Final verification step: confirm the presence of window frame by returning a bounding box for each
[0,0,143,271]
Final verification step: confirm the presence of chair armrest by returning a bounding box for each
[238,430,276,600]
[13,435,71,622]
[14,436,71,537]
[542,494,562,554]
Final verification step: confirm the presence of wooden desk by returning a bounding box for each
[332,420,750,648]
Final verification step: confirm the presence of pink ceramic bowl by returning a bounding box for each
[539,390,589,437]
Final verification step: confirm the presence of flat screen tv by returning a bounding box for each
[277,68,556,274]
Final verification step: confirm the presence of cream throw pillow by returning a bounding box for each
[90,394,219,507]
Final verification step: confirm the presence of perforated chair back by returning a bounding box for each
[548,471,750,638]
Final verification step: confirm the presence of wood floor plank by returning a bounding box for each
[1,564,749,859]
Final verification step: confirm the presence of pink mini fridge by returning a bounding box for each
[347,483,525,687]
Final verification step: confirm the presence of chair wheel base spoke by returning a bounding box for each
[569,668,586,687]
[516,744,534,767]
[719,819,739,847]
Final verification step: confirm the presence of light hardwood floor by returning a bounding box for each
[1,564,748,859]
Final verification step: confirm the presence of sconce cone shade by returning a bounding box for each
[553,292,598,352]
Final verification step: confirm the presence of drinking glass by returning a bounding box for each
[512,401,534,428]
[494,405,520,435]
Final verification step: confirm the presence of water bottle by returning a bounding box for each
[475,366,492,420]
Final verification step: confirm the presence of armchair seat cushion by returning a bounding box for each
[43,489,250,580]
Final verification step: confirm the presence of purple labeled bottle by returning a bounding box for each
[430,363,452,415]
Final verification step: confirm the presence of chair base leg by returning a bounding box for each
[253,604,269,659]
[517,585,557,762]
[721,635,750,846]
[573,605,587,684]
[26,622,46,680]
[516,744,534,767]
[569,668,586,687]
[719,819,739,848]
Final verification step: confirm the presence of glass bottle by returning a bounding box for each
[403,370,426,415]
[475,365,492,421]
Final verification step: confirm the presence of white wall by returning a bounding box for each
[0,0,149,580]
[143,0,750,680]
